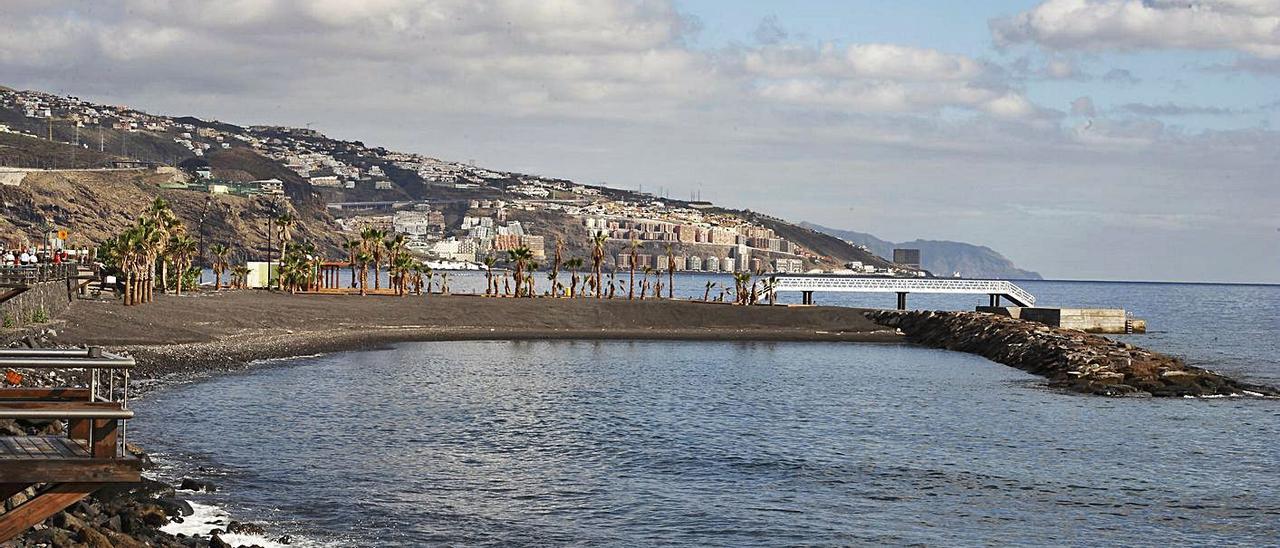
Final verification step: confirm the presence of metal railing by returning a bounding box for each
[0,263,79,285]
[770,275,1036,306]
[0,347,134,458]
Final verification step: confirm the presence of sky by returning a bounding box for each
[0,0,1277,283]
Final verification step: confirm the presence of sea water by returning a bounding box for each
[133,281,1280,546]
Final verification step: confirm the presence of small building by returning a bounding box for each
[252,178,285,195]
[893,248,921,270]
[309,176,341,188]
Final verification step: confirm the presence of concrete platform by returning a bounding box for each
[976,306,1145,334]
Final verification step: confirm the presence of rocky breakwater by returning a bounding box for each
[865,310,1280,397]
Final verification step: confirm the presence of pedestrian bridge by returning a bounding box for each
[769,275,1036,309]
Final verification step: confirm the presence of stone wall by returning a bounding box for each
[0,279,72,328]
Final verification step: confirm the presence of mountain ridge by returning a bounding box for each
[800,222,1042,280]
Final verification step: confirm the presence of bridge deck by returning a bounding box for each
[770,275,1036,307]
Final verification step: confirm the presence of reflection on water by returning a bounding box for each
[132,339,1280,546]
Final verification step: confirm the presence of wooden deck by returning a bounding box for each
[0,347,141,541]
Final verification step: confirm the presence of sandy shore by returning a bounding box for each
[45,291,901,377]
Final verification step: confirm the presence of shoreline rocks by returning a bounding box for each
[865,310,1279,397]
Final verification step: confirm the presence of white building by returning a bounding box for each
[252,178,285,195]
[309,176,341,188]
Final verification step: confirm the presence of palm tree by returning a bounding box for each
[507,246,533,297]
[549,240,563,297]
[384,234,407,286]
[590,232,607,298]
[231,265,250,289]
[524,262,538,297]
[342,239,361,288]
[482,255,497,296]
[167,234,198,296]
[355,251,373,296]
[391,251,414,296]
[733,272,752,305]
[639,266,652,300]
[209,243,230,290]
[665,245,676,299]
[274,211,297,290]
[627,239,640,300]
[565,258,583,297]
[144,197,182,293]
[361,228,386,290]
[411,263,425,295]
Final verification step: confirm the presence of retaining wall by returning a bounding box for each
[0,279,73,328]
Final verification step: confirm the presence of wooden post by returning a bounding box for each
[90,419,117,459]
[896,292,908,310]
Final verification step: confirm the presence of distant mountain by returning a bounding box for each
[800,222,1042,280]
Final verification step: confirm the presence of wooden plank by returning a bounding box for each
[0,388,92,401]
[0,458,140,484]
[0,438,22,459]
[0,483,100,542]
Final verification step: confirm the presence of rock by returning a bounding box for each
[210,534,235,548]
[226,521,267,535]
[277,535,294,544]
[77,524,114,548]
[131,503,172,527]
[156,496,195,517]
[178,477,218,492]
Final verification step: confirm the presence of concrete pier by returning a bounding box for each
[977,306,1145,334]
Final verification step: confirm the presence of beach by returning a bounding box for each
[47,291,901,377]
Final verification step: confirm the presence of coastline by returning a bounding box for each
[46,291,902,377]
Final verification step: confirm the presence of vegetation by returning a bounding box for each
[209,243,230,290]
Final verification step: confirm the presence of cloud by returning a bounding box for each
[1071,96,1097,116]
[1101,68,1139,84]
[991,0,1280,59]
[753,15,788,45]
[1118,103,1236,116]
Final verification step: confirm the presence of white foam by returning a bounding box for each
[160,501,315,548]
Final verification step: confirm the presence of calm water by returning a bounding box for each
[134,281,1280,546]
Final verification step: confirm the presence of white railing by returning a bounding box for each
[771,276,1035,306]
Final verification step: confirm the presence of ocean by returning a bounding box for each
[137,278,1280,546]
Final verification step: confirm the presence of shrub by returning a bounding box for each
[31,307,49,323]
[1,313,13,328]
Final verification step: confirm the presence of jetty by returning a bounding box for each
[0,347,140,542]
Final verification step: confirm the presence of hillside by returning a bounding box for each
[0,85,917,273]
[801,222,1042,279]
[0,169,343,261]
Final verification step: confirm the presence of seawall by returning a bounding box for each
[865,310,1278,397]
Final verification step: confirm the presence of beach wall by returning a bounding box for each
[0,279,72,328]
[865,309,1277,397]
